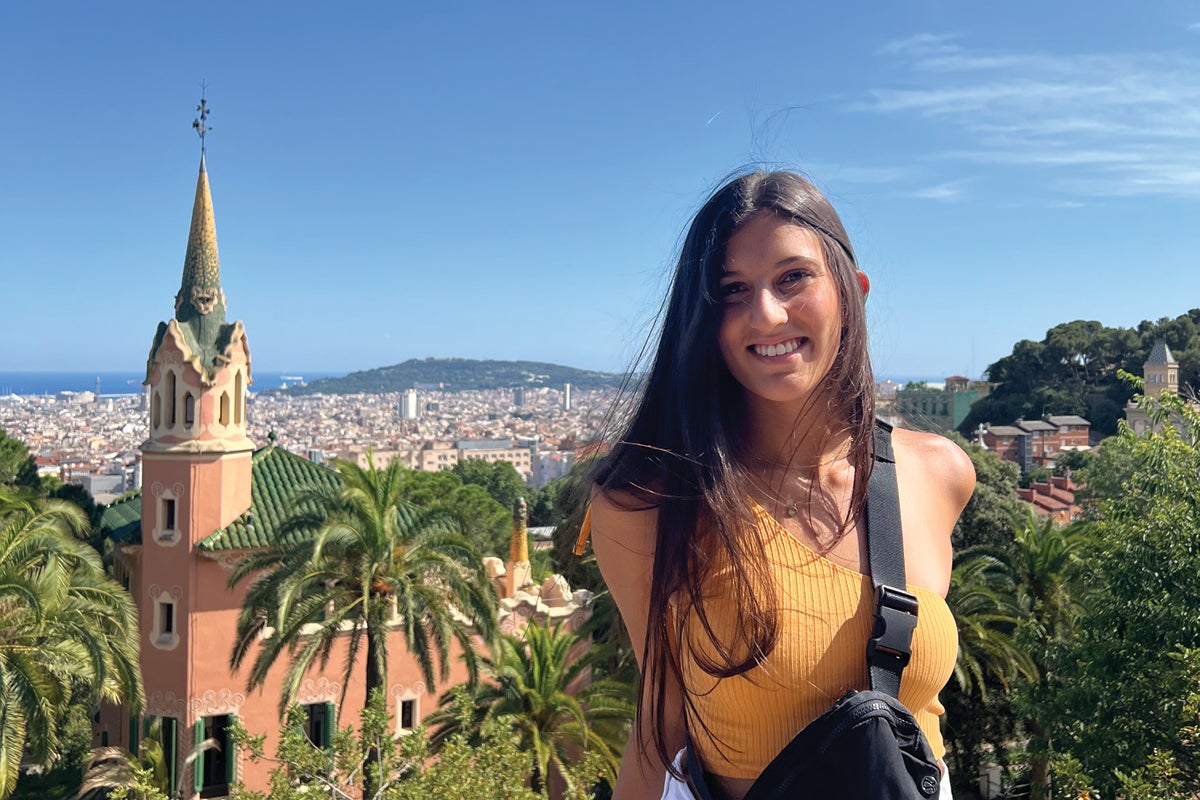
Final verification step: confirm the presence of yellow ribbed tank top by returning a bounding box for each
[679,503,958,779]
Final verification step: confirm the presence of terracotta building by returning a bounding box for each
[979,414,1092,473]
[1017,475,1082,524]
[95,156,569,798]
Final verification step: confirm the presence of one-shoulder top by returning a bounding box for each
[678,503,957,778]
[576,502,959,780]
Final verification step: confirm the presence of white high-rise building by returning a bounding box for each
[563,382,572,412]
[400,389,419,420]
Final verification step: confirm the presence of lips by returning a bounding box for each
[751,337,805,357]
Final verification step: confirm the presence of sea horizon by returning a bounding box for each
[0,369,949,397]
[0,370,344,397]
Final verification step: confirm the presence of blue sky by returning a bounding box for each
[3,1,1199,380]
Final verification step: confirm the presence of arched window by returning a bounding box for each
[234,372,244,425]
[219,392,230,426]
[184,393,195,428]
[166,372,177,428]
[152,391,161,430]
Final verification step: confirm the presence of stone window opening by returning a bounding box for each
[166,371,178,428]
[398,698,418,734]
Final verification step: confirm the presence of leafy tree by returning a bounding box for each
[1035,391,1200,796]
[945,433,1025,554]
[0,489,144,800]
[452,458,529,511]
[426,622,633,795]
[229,458,498,799]
[0,429,39,489]
[229,688,605,800]
[397,468,511,556]
[1051,448,1094,479]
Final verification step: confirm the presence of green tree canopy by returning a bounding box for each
[959,311,1200,437]
[0,429,39,490]
[1032,391,1200,796]
[0,489,144,800]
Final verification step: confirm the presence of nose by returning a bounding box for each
[747,287,789,329]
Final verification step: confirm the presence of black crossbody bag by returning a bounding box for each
[684,422,944,799]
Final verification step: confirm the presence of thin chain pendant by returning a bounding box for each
[785,503,799,518]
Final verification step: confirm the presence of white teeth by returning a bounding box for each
[754,339,800,357]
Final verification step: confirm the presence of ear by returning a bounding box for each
[857,270,870,298]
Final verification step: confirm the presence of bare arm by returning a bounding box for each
[589,490,686,799]
[892,428,976,597]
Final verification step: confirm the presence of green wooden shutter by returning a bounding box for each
[163,717,178,795]
[129,713,139,756]
[323,702,335,749]
[194,719,206,793]
[226,714,237,784]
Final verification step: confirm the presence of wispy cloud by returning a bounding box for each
[855,36,1200,197]
[805,162,914,184]
[1188,22,1200,32]
[909,180,969,201]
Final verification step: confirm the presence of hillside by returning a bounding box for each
[279,358,625,395]
[957,309,1200,437]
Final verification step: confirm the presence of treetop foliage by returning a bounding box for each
[280,358,624,395]
[958,309,1200,437]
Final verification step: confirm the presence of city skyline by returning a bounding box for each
[4,2,1200,380]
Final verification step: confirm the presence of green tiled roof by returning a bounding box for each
[99,492,142,544]
[197,446,342,551]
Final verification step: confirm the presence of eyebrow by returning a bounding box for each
[721,254,824,277]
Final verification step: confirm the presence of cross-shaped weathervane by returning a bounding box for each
[193,83,212,154]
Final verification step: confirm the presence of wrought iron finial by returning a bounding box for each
[192,83,212,155]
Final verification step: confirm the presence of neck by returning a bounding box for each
[739,392,852,470]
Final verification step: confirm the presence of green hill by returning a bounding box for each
[278,358,624,395]
[958,309,1200,438]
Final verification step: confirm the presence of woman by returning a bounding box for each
[582,171,975,799]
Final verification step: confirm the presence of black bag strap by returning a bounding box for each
[865,420,919,699]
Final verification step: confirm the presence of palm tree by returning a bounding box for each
[75,717,214,800]
[948,548,1037,699]
[228,458,498,799]
[0,489,144,800]
[428,621,634,795]
[1008,511,1093,800]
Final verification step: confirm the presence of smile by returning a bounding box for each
[751,338,805,357]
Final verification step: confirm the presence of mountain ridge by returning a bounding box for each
[278,358,625,395]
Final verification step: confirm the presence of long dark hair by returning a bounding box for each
[591,170,876,772]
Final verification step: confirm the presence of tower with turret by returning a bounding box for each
[1126,340,1181,435]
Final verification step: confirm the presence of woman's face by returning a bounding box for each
[717,213,843,410]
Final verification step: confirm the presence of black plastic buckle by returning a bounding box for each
[867,585,919,668]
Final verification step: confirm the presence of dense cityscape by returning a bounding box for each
[0,383,615,503]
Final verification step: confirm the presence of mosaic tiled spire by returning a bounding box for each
[172,155,229,372]
[510,496,530,564]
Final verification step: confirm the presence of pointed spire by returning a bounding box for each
[1146,340,1177,366]
[172,156,229,373]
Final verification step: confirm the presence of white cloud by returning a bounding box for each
[858,36,1200,197]
[1188,22,1200,32]
[910,180,969,201]
[805,162,914,184]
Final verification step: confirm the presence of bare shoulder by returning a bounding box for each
[588,487,659,559]
[891,427,976,512]
[587,487,659,667]
[890,428,976,595]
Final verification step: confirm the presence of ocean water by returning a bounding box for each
[0,371,342,396]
